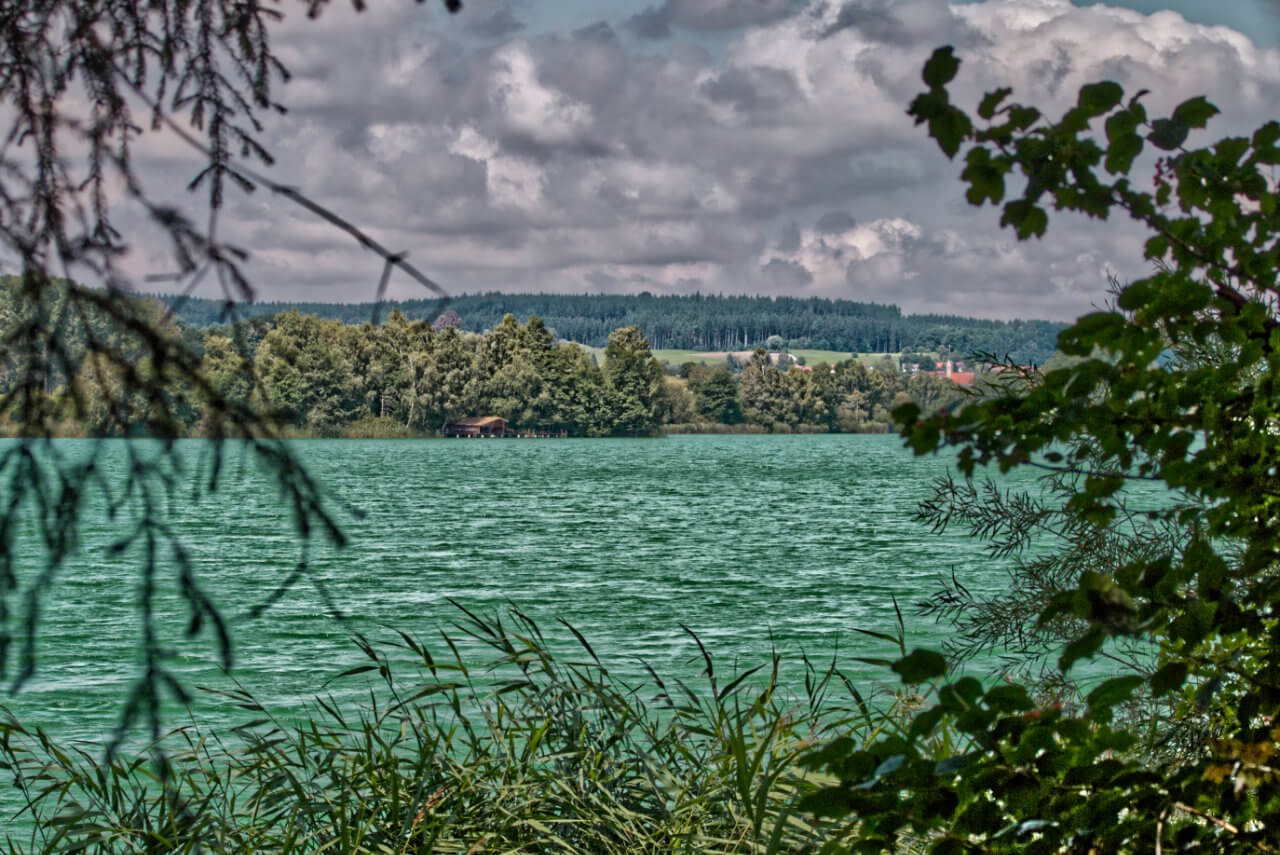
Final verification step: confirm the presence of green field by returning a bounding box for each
[651,349,736,365]
[574,343,936,368]
[651,348,916,367]
[650,348,861,366]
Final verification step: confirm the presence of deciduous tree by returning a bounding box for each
[603,325,664,436]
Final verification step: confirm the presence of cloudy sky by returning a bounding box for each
[120,0,1280,321]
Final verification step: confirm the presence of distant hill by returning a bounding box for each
[159,291,1067,364]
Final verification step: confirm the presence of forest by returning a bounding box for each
[160,290,1065,364]
[0,278,974,438]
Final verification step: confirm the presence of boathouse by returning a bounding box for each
[443,416,510,438]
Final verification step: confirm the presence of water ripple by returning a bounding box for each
[6,434,1053,743]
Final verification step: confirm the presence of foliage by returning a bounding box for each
[801,46,1280,852]
[163,291,1067,364]
[733,347,973,434]
[0,275,354,757]
[0,0,461,757]
[602,326,667,436]
[0,288,979,438]
[686,365,745,425]
[1,607,871,854]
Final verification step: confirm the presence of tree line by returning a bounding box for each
[160,290,1065,364]
[0,278,974,438]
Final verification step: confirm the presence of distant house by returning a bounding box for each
[443,416,510,438]
[940,359,976,385]
[916,358,977,385]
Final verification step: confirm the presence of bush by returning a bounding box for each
[799,47,1280,853]
[2,607,877,854]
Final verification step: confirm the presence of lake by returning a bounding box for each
[3,434,1037,746]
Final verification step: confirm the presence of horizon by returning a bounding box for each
[149,287,1066,325]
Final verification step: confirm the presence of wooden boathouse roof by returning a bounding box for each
[448,416,507,428]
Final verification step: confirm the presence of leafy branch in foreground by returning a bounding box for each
[801,47,1280,853]
[0,0,462,748]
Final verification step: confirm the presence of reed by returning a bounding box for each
[0,604,913,854]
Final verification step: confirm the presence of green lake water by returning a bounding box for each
[4,434,1039,746]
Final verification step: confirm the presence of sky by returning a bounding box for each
[118,0,1280,321]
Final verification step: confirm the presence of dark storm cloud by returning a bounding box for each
[1032,43,1075,96]
[821,0,911,43]
[699,66,801,113]
[739,146,942,220]
[465,2,525,39]
[821,0,987,48]
[815,211,856,233]
[584,269,676,294]
[496,132,615,163]
[761,257,814,286]
[667,0,795,31]
[624,0,793,38]
[572,20,620,43]
[529,21,632,107]
[776,221,802,253]
[624,6,673,40]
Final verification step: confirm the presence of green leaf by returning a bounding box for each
[1059,625,1107,671]
[1195,675,1223,710]
[798,786,852,817]
[328,664,379,681]
[983,684,1033,713]
[939,677,983,712]
[1086,675,1143,711]
[932,106,973,159]
[1188,537,1229,597]
[1001,200,1048,239]
[909,89,974,159]
[978,87,1013,120]
[1148,118,1189,151]
[1077,81,1124,117]
[892,648,947,684]
[1065,312,1125,345]
[1150,662,1189,697]
[930,837,967,855]
[909,705,947,739]
[1253,120,1280,164]
[1105,109,1138,144]
[908,89,946,123]
[1171,95,1219,129]
[1105,133,1143,175]
[1008,105,1040,130]
[1214,136,1250,166]
[963,150,1007,205]
[922,46,961,89]
[1255,120,1280,148]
